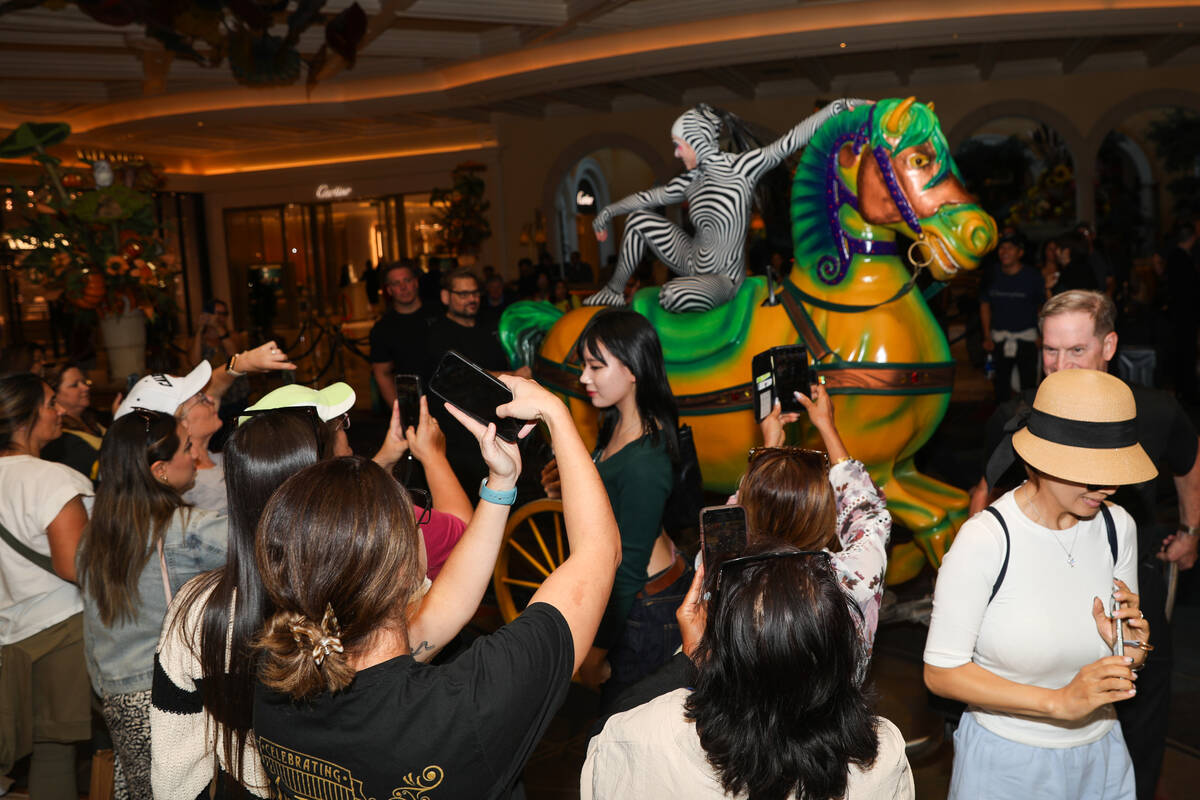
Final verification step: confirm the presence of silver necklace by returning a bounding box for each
[1022,487,1081,567]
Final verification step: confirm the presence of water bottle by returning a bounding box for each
[984,353,995,381]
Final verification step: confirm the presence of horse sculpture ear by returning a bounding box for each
[883,96,917,137]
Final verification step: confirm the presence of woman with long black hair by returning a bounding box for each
[583,545,913,799]
[78,410,227,799]
[544,309,689,693]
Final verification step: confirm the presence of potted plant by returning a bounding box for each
[430,162,492,263]
[1,122,180,379]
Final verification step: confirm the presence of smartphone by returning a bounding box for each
[1111,592,1123,657]
[700,505,748,576]
[428,350,525,443]
[393,374,422,432]
[751,344,810,421]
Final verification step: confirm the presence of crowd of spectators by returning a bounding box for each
[0,211,1196,799]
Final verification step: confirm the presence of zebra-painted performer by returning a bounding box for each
[586,98,868,313]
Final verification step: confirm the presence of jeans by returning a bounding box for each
[602,568,693,709]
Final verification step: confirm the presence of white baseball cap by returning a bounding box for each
[114,361,212,419]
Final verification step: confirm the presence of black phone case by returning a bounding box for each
[393,374,422,432]
[750,345,810,421]
[428,351,525,443]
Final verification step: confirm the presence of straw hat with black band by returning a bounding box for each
[1010,369,1156,487]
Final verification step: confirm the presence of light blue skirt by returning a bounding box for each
[949,712,1135,800]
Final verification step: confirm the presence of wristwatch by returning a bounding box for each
[479,478,517,506]
[226,353,246,377]
[1179,526,1198,538]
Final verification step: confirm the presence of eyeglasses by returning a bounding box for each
[448,289,481,298]
[747,446,830,470]
[178,392,213,417]
[713,550,832,603]
[407,487,433,527]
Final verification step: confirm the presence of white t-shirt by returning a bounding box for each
[183,451,225,513]
[582,688,914,799]
[924,487,1138,748]
[0,455,94,644]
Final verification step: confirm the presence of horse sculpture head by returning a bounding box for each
[793,96,997,285]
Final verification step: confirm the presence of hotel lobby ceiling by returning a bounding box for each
[0,0,1197,174]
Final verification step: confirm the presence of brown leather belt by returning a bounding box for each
[637,553,688,598]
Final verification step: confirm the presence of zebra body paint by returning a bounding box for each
[586,98,863,313]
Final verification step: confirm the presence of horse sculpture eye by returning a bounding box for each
[909,153,930,169]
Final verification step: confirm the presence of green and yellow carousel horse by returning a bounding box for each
[501,97,997,584]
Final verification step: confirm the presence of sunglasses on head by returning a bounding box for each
[747,446,830,470]
[712,549,831,602]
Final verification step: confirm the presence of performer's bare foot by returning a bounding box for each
[582,287,626,307]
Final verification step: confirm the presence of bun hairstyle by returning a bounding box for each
[255,456,422,699]
[0,372,46,450]
[739,450,837,552]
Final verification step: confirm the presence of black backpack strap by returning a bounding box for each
[983,506,1011,603]
[1100,503,1118,566]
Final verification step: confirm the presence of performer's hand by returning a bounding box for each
[982,337,995,352]
[595,229,608,243]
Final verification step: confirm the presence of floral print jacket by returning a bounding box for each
[828,458,891,683]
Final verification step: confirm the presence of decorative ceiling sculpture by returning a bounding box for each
[0,0,367,89]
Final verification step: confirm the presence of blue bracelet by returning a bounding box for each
[479,478,518,506]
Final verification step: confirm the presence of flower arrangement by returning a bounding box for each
[1,122,179,320]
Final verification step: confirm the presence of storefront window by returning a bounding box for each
[224,191,434,329]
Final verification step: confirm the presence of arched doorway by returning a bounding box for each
[953,115,1078,245]
[553,147,657,283]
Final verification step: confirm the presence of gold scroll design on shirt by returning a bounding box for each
[389,766,445,800]
[257,736,444,800]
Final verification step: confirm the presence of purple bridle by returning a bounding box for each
[817,105,927,286]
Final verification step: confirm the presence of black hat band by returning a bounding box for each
[1026,408,1138,450]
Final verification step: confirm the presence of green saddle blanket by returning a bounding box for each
[631,276,767,362]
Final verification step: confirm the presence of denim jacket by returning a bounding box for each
[82,506,227,695]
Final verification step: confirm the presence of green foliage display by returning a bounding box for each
[1147,108,1200,218]
[430,162,492,256]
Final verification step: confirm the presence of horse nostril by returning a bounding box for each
[960,214,995,256]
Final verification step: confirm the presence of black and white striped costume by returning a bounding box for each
[586,98,862,313]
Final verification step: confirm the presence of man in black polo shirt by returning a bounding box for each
[425,268,530,490]
[369,261,437,409]
[970,289,1199,800]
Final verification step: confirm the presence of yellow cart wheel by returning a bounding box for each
[492,498,569,623]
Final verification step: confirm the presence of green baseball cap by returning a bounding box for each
[239,382,356,425]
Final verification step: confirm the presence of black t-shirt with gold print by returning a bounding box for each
[253,603,572,800]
